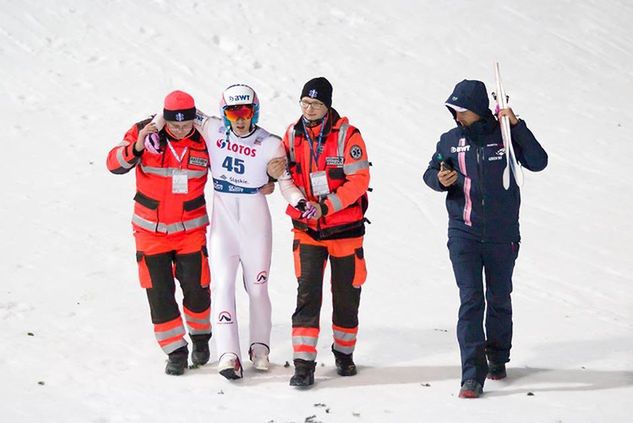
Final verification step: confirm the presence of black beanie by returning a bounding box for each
[300,77,333,108]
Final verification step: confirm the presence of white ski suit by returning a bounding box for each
[197,114,302,365]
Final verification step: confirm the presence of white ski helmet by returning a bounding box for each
[220,84,260,127]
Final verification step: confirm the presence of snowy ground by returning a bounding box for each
[1,0,632,422]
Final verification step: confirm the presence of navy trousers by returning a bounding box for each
[448,237,519,385]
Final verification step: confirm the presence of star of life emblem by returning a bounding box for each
[175,112,185,122]
[309,89,318,98]
[350,145,363,160]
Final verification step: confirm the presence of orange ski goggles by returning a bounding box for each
[223,104,254,121]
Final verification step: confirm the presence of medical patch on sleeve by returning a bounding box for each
[349,145,363,160]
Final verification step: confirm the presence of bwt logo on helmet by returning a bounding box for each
[228,94,251,102]
[216,138,257,157]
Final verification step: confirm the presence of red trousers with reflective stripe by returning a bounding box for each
[134,229,211,354]
[291,231,365,361]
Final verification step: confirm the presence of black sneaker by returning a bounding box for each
[332,346,357,376]
[191,334,211,366]
[458,379,483,398]
[487,362,507,380]
[165,346,188,376]
[289,359,316,387]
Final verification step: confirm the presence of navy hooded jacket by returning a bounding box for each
[423,79,548,243]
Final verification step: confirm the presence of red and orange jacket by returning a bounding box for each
[283,109,370,240]
[107,118,210,235]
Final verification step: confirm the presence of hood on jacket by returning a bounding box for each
[445,79,493,120]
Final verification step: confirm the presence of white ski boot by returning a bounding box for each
[249,343,270,371]
[218,352,243,380]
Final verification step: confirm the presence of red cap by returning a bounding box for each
[163,90,196,121]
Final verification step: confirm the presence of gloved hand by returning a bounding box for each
[295,199,317,219]
[144,132,162,154]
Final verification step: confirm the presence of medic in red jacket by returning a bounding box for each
[106,91,211,376]
[276,77,370,387]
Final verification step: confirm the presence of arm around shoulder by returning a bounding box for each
[106,121,146,174]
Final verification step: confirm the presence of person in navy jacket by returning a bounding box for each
[423,79,547,398]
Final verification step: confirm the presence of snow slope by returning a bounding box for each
[1,0,632,422]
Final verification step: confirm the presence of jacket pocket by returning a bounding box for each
[183,195,206,211]
[328,167,345,180]
[134,191,159,210]
[292,239,301,279]
[200,245,210,287]
[352,247,367,288]
[136,252,153,288]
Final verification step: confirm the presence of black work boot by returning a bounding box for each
[332,345,357,376]
[487,362,507,380]
[458,379,483,398]
[191,334,211,366]
[165,346,188,376]
[289,359,316,387]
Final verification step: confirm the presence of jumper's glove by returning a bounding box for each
[144,132,162,154]
[296,199,317,219]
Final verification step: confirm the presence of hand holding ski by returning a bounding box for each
[494,62,523,189]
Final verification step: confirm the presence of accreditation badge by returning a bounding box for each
[172,170,188,194]
[310,171,330,196]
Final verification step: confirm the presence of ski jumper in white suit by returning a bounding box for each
[197,114,302,366]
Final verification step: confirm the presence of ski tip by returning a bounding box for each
[514,166,525,187]
[503,168,511,190]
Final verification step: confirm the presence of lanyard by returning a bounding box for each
[302,116,327,168]
[166,140,188,167]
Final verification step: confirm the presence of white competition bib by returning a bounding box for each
[206,123,278,190]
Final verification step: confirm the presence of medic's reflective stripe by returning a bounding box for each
[457,138,473,227]
[337,123,349,157]
[332,324,357,355]
[154,318,187,354]
[155,325,186,341]
[140,165,207,179]
[333,328,357,341]
[327,193,344,212]
[117,146,137,169]
[293,336,318,346]
[294,351,316,361]
[132,214,209,234]
[183,307,211,335]
[343,160,369,175]
[292,327,319,361]
[287,126,296,162]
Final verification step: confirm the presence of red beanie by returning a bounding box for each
[163,90,196,121]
